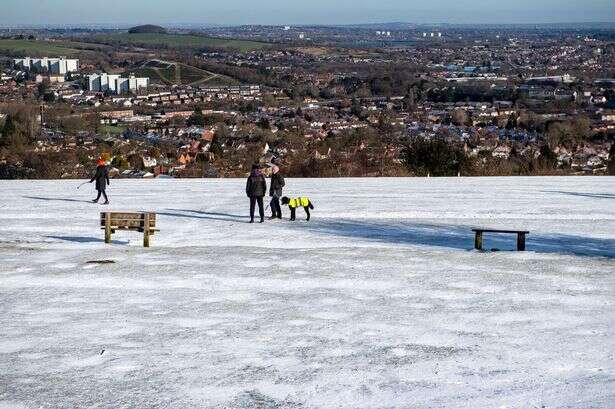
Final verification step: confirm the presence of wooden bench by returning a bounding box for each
[101,212,159,247]
[472,228,529,251]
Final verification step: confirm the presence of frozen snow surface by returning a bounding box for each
[1,177,614,408]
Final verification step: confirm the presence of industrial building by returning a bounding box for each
[526,74,577,84]
[14,57,80,75]
[88,73,150,94]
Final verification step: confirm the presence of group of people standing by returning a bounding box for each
[245,163,285,223]
[90,159,307,224]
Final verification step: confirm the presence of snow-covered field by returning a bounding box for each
[1,177,614,408]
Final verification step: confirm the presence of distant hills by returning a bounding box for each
[5,21,614,31]
[333,21,615,30]
[340,22,418,30]
[128,25,167,34]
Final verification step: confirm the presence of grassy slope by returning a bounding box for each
[91,33,269,52]
[99,124,125,136]
[0,39,110,56]
[0,39,80,56]
[133,60,238,86]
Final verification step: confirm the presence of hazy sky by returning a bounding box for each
[1,0,614,26]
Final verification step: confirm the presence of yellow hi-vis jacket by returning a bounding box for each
[288,197,310,208]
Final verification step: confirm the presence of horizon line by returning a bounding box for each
[1,20,615,29]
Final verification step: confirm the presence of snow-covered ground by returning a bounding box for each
[1,177,614,408]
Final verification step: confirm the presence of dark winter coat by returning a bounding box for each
[246,171,267,198]
[269,173,285,198]
[90,165,110,191]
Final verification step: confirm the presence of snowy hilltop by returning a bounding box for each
[1,176,614,408]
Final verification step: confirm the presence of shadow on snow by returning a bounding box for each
[24,196,95,204]
[160,208,249,222]
[543,190,615,200]
[45,235,129,245]
[157,209,614,259]
[289,219,615,259]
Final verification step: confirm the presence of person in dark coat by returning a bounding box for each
[90,159,110,204]
[268,165,285,219]
[246,164,267,223]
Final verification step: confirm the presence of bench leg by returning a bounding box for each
[104,212,112,244]
[143,213,151,248]
[517,233,526,251]
[474,232,483,250]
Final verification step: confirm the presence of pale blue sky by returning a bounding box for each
[1,0,614,26]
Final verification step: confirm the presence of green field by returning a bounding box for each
[99,124,125,136]
[0,39,80,56]
[133,59,238,86]
[0,34,267,57]
[0,39,108,56]
[91,33,269,52]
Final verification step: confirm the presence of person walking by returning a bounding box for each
[246,164,267,223]
[269,165,285,219]
[90,158,110,205]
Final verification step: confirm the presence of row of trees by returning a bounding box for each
[400,138,588,177]
[0,105,40,148]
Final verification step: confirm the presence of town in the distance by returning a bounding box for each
[1,22,614,179]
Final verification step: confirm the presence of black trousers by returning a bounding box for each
[95,190,108,202]
[249,196,264,221]
[270,197,282,218]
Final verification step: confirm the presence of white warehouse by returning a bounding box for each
[88,73,150,95]
[14,57,80,75]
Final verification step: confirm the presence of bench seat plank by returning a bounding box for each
[101,227,160,232]
[472,229,529,234]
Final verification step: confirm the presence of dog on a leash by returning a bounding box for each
[281,196,314,221]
